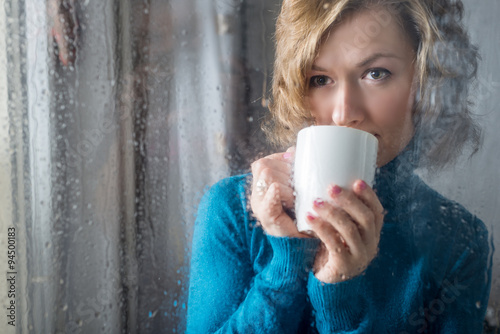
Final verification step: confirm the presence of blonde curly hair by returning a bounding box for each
[265,0,480,169]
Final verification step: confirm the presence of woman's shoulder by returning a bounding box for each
[200,174,252,212]
[207,173,251,197]
[409,174,489,250]
[195,173,253,231]
[192,174,256,254]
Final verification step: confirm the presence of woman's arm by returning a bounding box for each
[428,216,492,334]
[301,180,383,333]
[307,272,373,333]
[186,177,319,333]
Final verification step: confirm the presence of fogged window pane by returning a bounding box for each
[0,0,498,333]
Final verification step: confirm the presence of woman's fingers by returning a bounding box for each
[251,152,294,176]
[352,180,385,235]
[250,149,302,237]
[254,182,302,238]
[308,180,384,257]
[305,180,384,283]
[251,165,294,209]
[253,179,294,214]
[308,200,364,256]
[326,183,378,244]
[259,183,300,237]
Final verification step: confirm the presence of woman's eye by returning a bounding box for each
[310,76,332,87]
[365,69,391,80]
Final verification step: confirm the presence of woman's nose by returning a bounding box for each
[331,82,364,127]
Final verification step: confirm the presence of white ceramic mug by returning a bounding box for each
[294,126,378,232]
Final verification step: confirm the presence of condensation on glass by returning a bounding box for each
[0,0,498,333]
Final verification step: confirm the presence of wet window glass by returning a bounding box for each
[0,0,498,333]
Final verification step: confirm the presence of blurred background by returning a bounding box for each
[0,0,498,333]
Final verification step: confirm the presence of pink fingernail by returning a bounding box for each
[358,180,367,191]
[330,185,342,195]
[306,212,316,222]
[313,198,324,207]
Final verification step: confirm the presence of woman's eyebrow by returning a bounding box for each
[356,52,401,68]
[311,64,328,72]
[311,52,402,72]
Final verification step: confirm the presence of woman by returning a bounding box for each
[187,0,492,333]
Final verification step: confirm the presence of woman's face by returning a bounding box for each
[306,9,417,167]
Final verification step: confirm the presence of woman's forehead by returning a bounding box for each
[314,9,415,68]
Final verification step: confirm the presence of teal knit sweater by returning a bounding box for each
[187,156,492,333]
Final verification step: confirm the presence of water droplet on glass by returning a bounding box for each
[261,97,268,108]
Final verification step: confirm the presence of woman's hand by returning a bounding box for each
[250,148,307,238]
[307,180,384,283]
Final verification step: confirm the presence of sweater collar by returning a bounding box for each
[374,140,419,216]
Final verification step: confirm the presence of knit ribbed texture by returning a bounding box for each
[307,272,369,332]
[264,236,320,289]
[187,163,491,333]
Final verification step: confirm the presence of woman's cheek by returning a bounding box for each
[308,94,332,124]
